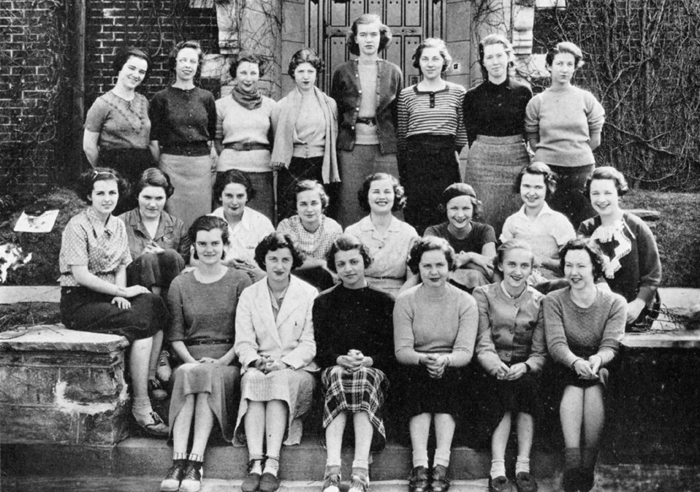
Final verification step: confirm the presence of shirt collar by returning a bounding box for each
[358,215,401,233]
[516,202,556,220]
[85,206,118,236]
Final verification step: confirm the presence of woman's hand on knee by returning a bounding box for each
[111,296,131,309]
[505,363,527,381]
[267,360,289,372]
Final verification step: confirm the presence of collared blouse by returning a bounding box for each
[210,206,275,264]
[118,208,191,262]
[277,215,343,261]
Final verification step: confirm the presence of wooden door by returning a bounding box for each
[309,0,444,91]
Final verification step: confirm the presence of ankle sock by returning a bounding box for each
[490,459,506,479]
[188,453,204,470]
[433,449,451,468]
[325,462,341,477]
[264,455,280,476]
[412,449,429,469]
[131,397,154,422]
[515,456,530,475]
[582,447,598,470]
[249,454,264,475]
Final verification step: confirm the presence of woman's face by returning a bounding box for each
[499,248,534,292]
[235,61,260,93]
[482,43,509,81]
[334,249,366,289]
[195,228,225,265]
[175,47,200,83]
[589,179,620,218]
[548,52,576,85]
[138,186,167,220]
[221,183,248,221]
[419,46,444,81]
[419,249,450,289]
[520,172,547,211]
[296,189,323,230]
[356,22,381,58]
[564,249,596,291]
[265,247,294,282]
[446,195,474,232]
[90,179,119,217]
[367,178,395,215]
[293,62,317,92]
[117,56,148,90]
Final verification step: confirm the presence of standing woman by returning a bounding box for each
[150,40,217,230]
[59,168,169,436]
[525,42,605,229]
[160,216,251,492]
[83,47,155,215]
[463,35,532,236]
[397,38,468,235]
[271,48,339,222]
[214,51,277,221]
[331,13,403,226]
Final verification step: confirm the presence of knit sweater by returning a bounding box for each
[543,287,626,368]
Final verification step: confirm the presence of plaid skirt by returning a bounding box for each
[322,366,389,451]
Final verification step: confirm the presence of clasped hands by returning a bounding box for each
[572,355,602,380]
[495,362,527,381]
[253,355,289,374]
[420,353,449,379]
[337,349,372,374]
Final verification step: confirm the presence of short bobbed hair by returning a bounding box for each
[545,41,584,70]
[254,232,305,271]
[438,183,483,221]
[412,38,452,74]
[77,167,129,206]
[113,47,152,83]
[294,180,329,211]
[287,48,325,78]
[513,162,558,199]
[168,40,204,77]
[357,172,407,212]
[347,14,392,56]
[134,167,174,199]
[325,234,373,274]
[188,215,230,260]
[407,236,457,275]
[584,166,629,199]
[496,239,535,268]
[478,34,513,80]
[228,50,267,79]
[559,238,606,282]
[214,169,257,203]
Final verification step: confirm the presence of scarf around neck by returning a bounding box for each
[231,84,262,110]
[590,217,633,279]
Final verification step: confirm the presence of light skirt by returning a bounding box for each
[160,153,215,229]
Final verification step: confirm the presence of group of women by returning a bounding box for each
[64,11,664,492]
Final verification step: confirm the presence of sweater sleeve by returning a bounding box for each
[367,293,397,372]
[454,88,469,152]
[462,88,477,147]
[167,278,186,342]
[393,292,421,365]
[543,294,580,368]
[215,99,225,140]
[149,93,165,142]
[524,96,541,140]
[597,294,626,366]
[206,92,217,141]
[311,293,341,369]
[525,306,547,373]
[84,98,108,133]
[630,216,662,304]
[473,287,503,376]
[397,89,409,152]
[449,292,478,367]
[585,91,605,135]
[499,215,516,243]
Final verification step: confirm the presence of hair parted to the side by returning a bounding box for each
[412,38,452,74]
[559,238,606,282]
[496,239,535,269]
[325,233,373,273]
[188,215,230,260]
[287,48,325,78]
[513,162,558,199]
[407,236,457,275]
[477,34,513,80]
[254,232,305,271]
[347,14,392,56]
[113,47,152,83]
[357,172,407,212]
[168,40,204,78]
[545,41,584,69]
[214,169,257,204]
[77,167,129,206]
[294,180,329,211]
[134,168,175,199]
[584,166,629,199]
[228,50,268,79]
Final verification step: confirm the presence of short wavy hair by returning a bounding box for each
[513,162,558,200]
[76,167,129,206]
[478,34,513,80]
[347,14,392,56]
[545,41,584,70]
[412,38,452,74]
[254,232,305,271]
[214,169,257,204]
[559,238,606,282]
[294,180,329,212]
[188,215,230,260]
[407,236,456,275]
[113,47,152,84]
[134,167,174,199]
[168,40,204,78]
[585,166,629,200]
[357,172,407,212]
[287,48,325,78]
[496,239,535,268]
[228,50,268,79]
[325,234,373,273]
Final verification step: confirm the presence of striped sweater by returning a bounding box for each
[397,82,468,152]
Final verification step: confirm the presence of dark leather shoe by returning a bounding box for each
[408,466,429,492]
[431,465,450,492]
[242,460,263,492]
[562,468,580,492]
[514,472,537,492]
[489,475,512,492]
[160,462,185,492]
[259,472,280,492]
[179,463,202,492]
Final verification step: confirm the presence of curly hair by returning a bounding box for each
[545,41,584,70]
[213,169,257,204]
[325,234,373,273]
[407,236,456,275]
[412,38,452,75]
[287,48,325,78]
[477,34,513,80]
[188,215,230,260]
[254,232,305,271]
[76,167,129,206]
[228,50,267,79]
[357,172,407,212]
[347,14,392,56]
[168,40,204,78]
[559,238,606,282]
[134,168,174,199]
[513,162,558,199]
[294,180,329,211]
[584,166,629,200]
[496,239,535,268]
[113,47,151,84]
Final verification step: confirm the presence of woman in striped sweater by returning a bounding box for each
[397,38,468,235]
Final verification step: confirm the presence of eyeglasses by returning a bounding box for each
[177,58,199,65]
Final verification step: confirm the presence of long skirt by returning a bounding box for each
[336,146,400,227]
[401,135,460,235]
[322,365,389,451]
[169,344,240,441]
[464,135,530,237]
[394,364,464,419]
[60,287,168,342]
[126,250,185,291]
[547,163,596,230]
[100,148,155,215]
[276,156,324,223]
[235,367,317,446]
[160,153,215,230]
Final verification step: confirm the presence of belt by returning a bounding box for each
[186,338,234,346]
[356,117,377,126]
[224,142,270,151]
[162,142,210,156]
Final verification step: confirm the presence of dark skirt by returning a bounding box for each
[126,250,185,290]
[276,156,324,223]
[100,148,155,215]
[547,164,596,230]
[60,286,168,342]
[395,363,465,418]
[551,361,610,390]
[400,135,460,235]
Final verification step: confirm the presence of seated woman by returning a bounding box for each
[543,238,626,492]
[59,168,169,436]
[393,237,478,492]
[234,233,319,492]
[313,234,396,492]
[578,167,662,331]
[501,162,576,284]
[210,169,275,282]
[345,173,419,297]
[277,180,342,291]
[160,216,251,492]
[473,240,547,492]
[424,183,498,292]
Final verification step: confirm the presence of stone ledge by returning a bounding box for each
[0,324,129,353]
